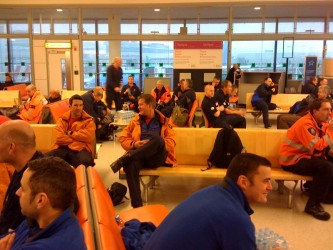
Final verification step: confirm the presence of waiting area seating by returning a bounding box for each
[4,83,29,101]
[75,165,169,250]
[122,128,312,208]
[246,93,308,124]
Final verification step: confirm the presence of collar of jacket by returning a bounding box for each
[132,109,168,125]
[61,110,93,121]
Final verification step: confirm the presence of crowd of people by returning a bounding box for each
[1,60,333,249]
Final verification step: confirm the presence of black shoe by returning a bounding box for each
[110,154,132,173]
[305,202,331,221]
[264,124,272,129]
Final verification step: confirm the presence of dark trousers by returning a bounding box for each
[46,146,95,168]
[282,158,333,204]
[212,117,230,129]
[123,136,168,208]
[106,91,122,111]
[252,101,276,126]
[225,114,246,128]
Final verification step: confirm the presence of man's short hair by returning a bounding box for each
[221,80,231,89]
[213,75,220,81]
[93,87,104,97]
[309,98,331,115]
[27,156,76,210]
[226,153,271,184]
[184,79,193,88]
[139,94,156,108]
[318,85,331,94]
[69,94,83,105]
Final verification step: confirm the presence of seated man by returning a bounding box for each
[279,98,333,221]
[47,89,61,103]
[151,80,171,110]
[161,79,196,118]
[10,84,47,123]
[46,94,96,168]
[251,77,278,128]
[144,153,272,249]
[0,157,85,250]
[82,87,114,141]
[277,85,331,129]
[201,84,229,128]
[121,75,141,111]
[0,120,43,235]
[301,76,318,95]
[215,80,246,128]
[110,94,176,208]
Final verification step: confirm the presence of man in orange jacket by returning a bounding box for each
[110,94,176,208]
[11,84,47,123]
[279,98,333,221]
[46,95,96,168]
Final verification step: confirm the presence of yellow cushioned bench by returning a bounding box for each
[134,127,312,208]
[246,93,308,124]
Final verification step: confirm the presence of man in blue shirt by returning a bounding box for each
[144,153,272,250]
[0,156,86,250]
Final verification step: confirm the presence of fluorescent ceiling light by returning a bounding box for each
[154,9,160,12]
[254,7,261,10]
[57,9,63,12]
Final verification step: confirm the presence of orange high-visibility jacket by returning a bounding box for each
[18,91,47,123]
[279,112,333,166]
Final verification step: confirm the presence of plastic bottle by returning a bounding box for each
[115,215,124,228]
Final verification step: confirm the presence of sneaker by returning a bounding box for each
[110,154,132,173]
[304,202,331,221]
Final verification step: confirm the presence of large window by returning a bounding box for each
[231,41,275,72]
[233,19,262,34]
[296,18,325,33]
[82,41,109,89]
[142,20,168,34]
[276,40,324,79]
[278,18,294,33]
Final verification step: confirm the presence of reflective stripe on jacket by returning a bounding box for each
[279,112,333,166]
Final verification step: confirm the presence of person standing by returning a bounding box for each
[106,56,123,111]
[144,153,272,250]
[110,94,176,208]
[251,77,278,128]
[226,64,242,87]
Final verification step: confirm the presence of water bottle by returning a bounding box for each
[115,215,124,228]
[114,114,118,123]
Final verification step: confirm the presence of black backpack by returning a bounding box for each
[107,182,128,206]
[204,128,244,170]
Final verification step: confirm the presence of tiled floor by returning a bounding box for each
[94,113,333,250]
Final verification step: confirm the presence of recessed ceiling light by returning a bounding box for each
[57,9,63,12]
[254,7,261,10]
[154,9,160,12]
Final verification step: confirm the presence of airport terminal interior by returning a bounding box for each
[1,0,333,249]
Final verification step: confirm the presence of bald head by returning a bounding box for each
[0,120,36,150]
[113,57,122,68]
[26,84,37,98]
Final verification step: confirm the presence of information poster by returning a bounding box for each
[304,56,318,83]
[174,41,222,69]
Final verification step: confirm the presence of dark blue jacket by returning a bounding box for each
[251,83,277,104]
[144,179,256,250]
[6,209,86,250]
